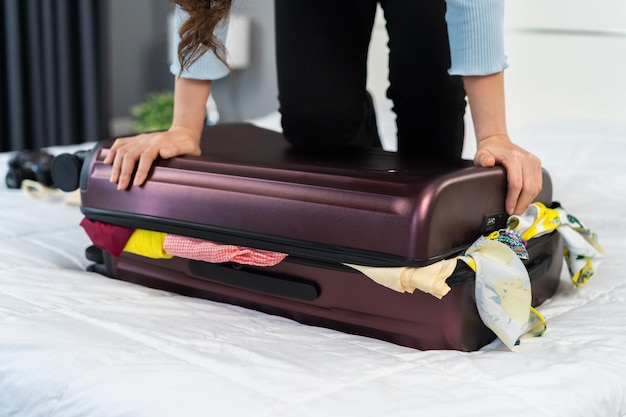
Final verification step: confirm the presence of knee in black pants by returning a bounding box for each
[280,92,381,154]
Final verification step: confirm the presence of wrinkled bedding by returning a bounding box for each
[0,120,624,417]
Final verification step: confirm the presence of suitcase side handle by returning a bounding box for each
[188,261,320,301]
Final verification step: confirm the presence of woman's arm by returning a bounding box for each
[463,72,542,215]
[446,0,542,215]
[105,76,211,190]
[105,3,231,190]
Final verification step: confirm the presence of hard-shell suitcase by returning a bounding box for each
[57,123,563,351]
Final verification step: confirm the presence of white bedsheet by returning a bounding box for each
[0,120,624,417]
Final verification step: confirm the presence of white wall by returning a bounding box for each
[505,0,626,32]
[503,0,626,129]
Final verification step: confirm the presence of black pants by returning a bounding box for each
[274,0,466,158]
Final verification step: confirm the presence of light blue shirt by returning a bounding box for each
[171,1,507,80]
[445,0,508,76]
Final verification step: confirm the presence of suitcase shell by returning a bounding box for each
[76,123,563,350]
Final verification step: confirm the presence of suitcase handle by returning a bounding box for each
[189,260,320,301]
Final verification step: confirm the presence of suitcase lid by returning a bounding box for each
[80,123,553,267]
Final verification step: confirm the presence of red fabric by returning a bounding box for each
[80,218,135,257]
[163,234,287,267]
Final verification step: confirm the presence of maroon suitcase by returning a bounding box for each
[57,123,563,351]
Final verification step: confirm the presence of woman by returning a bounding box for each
[106,0,541,216]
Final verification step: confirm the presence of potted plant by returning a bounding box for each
[131,91,174,132]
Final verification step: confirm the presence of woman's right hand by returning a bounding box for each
[104,126,202,190]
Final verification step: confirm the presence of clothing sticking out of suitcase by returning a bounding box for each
[54,123,563,351]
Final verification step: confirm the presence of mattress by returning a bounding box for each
[0,119,624,417]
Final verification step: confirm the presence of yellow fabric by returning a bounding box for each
[457,255,476,272]
[554,208,604,287]
[401,259,456,298]
[345,258,456,299]
[123,229,173,259]
[507,202,560,241]
[508,202,603,288]
[527,306,547,338]
[493,278,531,323]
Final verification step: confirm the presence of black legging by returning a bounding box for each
[274,0,466,158]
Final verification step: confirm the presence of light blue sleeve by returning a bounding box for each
[169,6,231,80]
[445,0,508,76]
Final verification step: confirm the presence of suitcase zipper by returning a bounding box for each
[82,207,456,268]
[83,208,557,287]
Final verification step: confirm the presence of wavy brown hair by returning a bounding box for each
[172,0,232,72]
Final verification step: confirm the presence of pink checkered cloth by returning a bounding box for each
[163,234,287,267]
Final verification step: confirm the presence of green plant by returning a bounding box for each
[131,91,174,132]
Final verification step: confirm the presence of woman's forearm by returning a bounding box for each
[170,76,213,143]
[462,71,508,143]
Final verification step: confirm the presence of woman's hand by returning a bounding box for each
[104,76,212,190]
[104,126,202,190]
[474,134,542,215]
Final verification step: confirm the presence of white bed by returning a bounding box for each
[0,113,624,417]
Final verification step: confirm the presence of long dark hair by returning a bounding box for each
[172,0,232,72]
